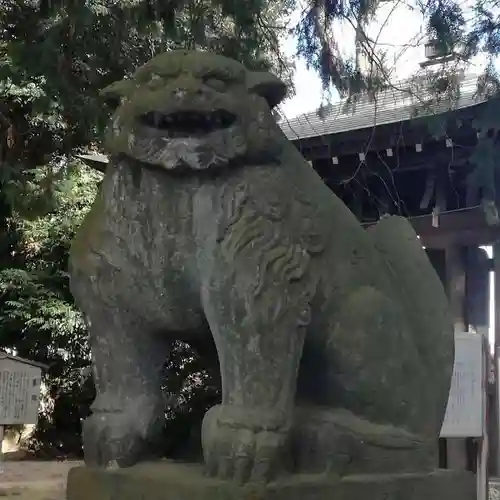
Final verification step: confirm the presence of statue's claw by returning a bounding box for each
[202,404,290,484]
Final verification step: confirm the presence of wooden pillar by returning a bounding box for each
[445,244,468,470]
[446,245,467,332]
[466,247,491,337]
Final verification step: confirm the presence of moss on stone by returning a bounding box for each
[101,50,247,101]
[69,186,106,270]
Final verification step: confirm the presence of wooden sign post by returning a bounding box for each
[440,332,489,500]
[0,353,47,472]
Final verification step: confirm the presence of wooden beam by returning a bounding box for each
[363,207,500,249]
[413,207,500,248]
[443,244,468,472]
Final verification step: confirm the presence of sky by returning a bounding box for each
[280,0,490,119]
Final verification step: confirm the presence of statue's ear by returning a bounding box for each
[100,79,136,110]
[246,71,287,108]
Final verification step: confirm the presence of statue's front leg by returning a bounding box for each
[83,308,168,468]
[200,269,310,484]
[71,263,168,468]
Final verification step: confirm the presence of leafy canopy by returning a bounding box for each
[0,0,294,455]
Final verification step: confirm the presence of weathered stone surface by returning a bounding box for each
[69,49,454,484]
[290,408,436,476]
[66,462,476,500]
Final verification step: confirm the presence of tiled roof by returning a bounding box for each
[280,73,486,141]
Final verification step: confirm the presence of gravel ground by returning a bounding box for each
[0,460,82,499]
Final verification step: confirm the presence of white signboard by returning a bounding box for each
[0,356,43,425]
[440,332,486,438]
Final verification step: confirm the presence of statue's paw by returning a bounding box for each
[82,412,142,467]
[83,394,164,468]
[202,404,290,484]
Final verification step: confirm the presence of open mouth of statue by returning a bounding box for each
[139,109,236,136]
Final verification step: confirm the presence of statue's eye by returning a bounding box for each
[203,78,226,92]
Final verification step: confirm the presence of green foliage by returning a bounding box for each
[0,0,294,183]
[0,164,100,455]
[0,0,293,455]
[161,341,221,459]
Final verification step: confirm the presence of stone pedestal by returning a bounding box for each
[66,461,476,500]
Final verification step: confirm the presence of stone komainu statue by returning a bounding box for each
[69,50,454,484]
